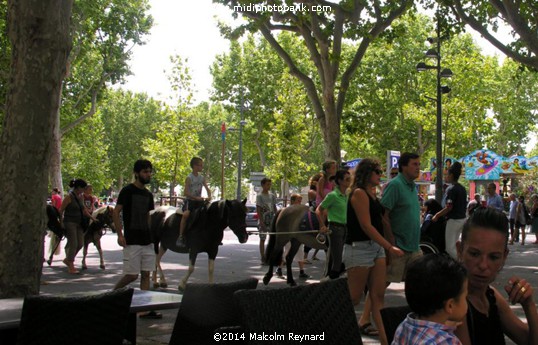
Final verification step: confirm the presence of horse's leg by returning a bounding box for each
[47,235,61,266]
[285,239,301,287]
[93,232,105,269]
[263,245,283,285]
[208,258,215,284]
[81,233,90,270]
[178,254,197,292]
[154,246,168,288]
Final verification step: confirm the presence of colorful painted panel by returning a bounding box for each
[463,149,502,180]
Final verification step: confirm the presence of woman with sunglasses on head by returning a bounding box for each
[455,207,538,345]
[346,159,404,345]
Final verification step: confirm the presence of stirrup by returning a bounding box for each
[316,233,326,245]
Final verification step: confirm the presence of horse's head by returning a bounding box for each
[93,206,116,232]
[222,198,249,244]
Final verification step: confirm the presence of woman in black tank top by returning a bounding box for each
[345,159,404,345]
[455,207,538,345]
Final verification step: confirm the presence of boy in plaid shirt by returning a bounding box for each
[392,254,467,345]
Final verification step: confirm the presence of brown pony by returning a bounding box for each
[263,204,327,286]
[81,206,115,269]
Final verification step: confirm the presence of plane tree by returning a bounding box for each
[441,0,538,70]
[0,0,73,297]
[215,0,413,161]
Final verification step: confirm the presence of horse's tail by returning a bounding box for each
[150,210,167,253]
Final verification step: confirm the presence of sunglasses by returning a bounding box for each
[373,169,383,175]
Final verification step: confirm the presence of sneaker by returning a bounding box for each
[299,272,310,279]
[319,276,332,283]
[176,236,186,247]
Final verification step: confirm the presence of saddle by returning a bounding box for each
[300,211,319,232]
[185,205,208,235]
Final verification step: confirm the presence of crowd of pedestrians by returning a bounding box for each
[250,152,538,345]
[45,152,538,344]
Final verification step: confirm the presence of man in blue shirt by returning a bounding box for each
[486,183,504,212]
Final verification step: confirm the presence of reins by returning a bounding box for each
[262,230,320,235]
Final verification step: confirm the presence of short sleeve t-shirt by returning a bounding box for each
[51,194,62,210]
[380,174,421,252]
[116,184,155,245]
[187,173,205,199]
[320,188,347,224]
[256,192,277,227]
[445,183,467,219]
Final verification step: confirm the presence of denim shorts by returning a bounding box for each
[343,240,385,269]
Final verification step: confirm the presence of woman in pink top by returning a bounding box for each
[51,188,62,210]
[316,160,336,206]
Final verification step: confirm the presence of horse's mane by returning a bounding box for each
[92,205,113,217]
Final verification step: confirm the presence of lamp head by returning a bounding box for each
[425,49,438,58]
[440,68,453,78]
[416,62,435,71]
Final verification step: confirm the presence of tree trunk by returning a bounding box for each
[50,106,64,195]
[0,0,72,298]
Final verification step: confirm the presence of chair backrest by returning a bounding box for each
[169,278,259,345]
[234,278,362,345]
[16,287,134,345]
[380,305,412,344]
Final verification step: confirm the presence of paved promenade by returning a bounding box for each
[40,229,538,344]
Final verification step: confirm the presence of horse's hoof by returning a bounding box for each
[159,282,168,288]
[263,275,272,285]
[178,284,186,292]
[153,283,160,289]
[46,260,52,266]
[99,264,105,270]
[288,281,297,287]
[81,265,88,270]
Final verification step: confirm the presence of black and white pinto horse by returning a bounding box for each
[150,199,249,291]
[81,206,115,270]
[264,204,327,286]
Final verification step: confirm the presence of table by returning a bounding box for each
[0,289,182,345]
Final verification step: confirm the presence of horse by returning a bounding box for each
[81,205,115,270]
[263,204,327,287]
[150,199,249,291]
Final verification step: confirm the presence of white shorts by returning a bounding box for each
[123,244,155,275]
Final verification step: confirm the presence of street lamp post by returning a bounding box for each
[417,12,453,203]
[229,96,248,201]
[236,116,246,201]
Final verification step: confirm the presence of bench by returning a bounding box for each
[0,289,182,345]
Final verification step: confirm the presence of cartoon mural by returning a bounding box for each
[430,156,463,181]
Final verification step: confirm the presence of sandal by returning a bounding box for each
[139,311,162,319]
[359,322,379,336]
